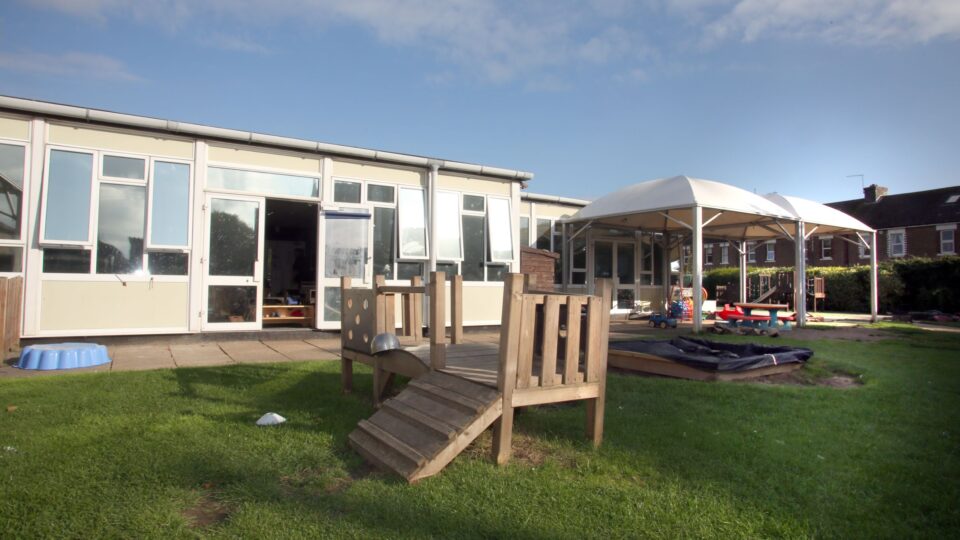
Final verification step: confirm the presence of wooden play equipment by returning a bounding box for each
[339,272,463,407]
[810,276,826,312]
[343,273,613,482]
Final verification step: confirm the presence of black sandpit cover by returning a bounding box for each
[609,338,813,372]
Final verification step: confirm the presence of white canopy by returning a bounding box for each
[567,176,796,239]
[764,193,873,234]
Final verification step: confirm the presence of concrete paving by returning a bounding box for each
[170,343,234,368]
[217,340,287,364]
[263,340,337,361]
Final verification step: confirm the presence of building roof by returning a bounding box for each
[0,95,534,182]
[765,193,872,233]
[827,185,960,229]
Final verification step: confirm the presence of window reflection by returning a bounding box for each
[96,184,145,274]
[151,161,190,247]
[208,167,318,198]
[0,144,24,240]
[209,199,258,276]
[44,150,93,242]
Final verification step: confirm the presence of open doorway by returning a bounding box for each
[262,199,318,327]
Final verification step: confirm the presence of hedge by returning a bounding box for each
[703,256,960,313]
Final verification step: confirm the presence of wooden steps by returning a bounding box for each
[348,371,502,483]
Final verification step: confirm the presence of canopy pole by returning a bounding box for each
[870,230,878,323]
[738,239,748,304]
[794,221,807,328]
[561,222,569,293]
[692,206,703,333]
[661,232,671,312]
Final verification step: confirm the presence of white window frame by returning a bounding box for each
[747,241,756,264]
[765,240,776,262]
[888,229,905,258]
[332,178,363,204]
[207,161,321,203]
[39,145,97,248]
[397,186,429,261]
[938,224,956,255]
[859,236,872,259]
[145,157,193,252]
[704,243,713,265]
[720,242,729,265]
[486,196,514,264]
[0,138,30,275]
[819,235,833,260]
[100,152,148,183]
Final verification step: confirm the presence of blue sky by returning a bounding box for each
[1,0,958,203]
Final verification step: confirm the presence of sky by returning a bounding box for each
[1,0,958,204]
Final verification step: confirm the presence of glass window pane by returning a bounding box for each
[617,244,634,283]
[148,252,188,275]
[463,194,485,212]
[552,223,562,254]
[97,184,145,274]
[324,214,368,279]
[44,150,93,242]
[333,180,361,203]
[535,218,551,250]
[0,143,25,240]
[462,214,484,281]
[102,155,144,180]
[367,184,395,203]
[487,264,507,282]
[397,262,423,280]
[0,246,23,272]
[487,198,513,262]
[209,198,259,276]
[595,241,613,278]
[617,289,635,310]
[373,206,396,279]
[571,270,586,285]
[43,248,90,273]
[397,188,427,258]
[207,285,257,323]
[437,262,458,279]
[572,236,586,269]
[437,191,461,260]
[323,286,341,322]
[151,161,190,247]
[208,167,319,198]
[519,216,529,247]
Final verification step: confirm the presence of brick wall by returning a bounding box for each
[519,246,560,290]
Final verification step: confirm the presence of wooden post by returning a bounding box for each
[451,274,463,344]
[411,275,423,341]
[429,271,446,370]
[493,273,524,464]
[524,273,537,292]
[373,275,387,335]
[340,276,353,394]
[586,278,613,447]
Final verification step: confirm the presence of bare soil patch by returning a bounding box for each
[182,490,229,528]
[783,326,888,342]
[751,369,863,388]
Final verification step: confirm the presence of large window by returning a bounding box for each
[436,191,462,260]
[459,194,511,282]
[208,166,318,198]
[820,236,833,260]
[765,241,776,262]
[0,142,26,272]
[747,242,756,263]
[704,244,713,265]
[41,148,192,276]
[397,187,427,259]
[720,243,729,265]
[487,197,513,262]
[939,225,955,255]
[888,229,905,257]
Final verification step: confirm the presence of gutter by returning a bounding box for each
[0,95,535,182]
[521,192,589,207]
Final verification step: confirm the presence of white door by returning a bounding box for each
[201,194,265,331]
[316,210,371,330]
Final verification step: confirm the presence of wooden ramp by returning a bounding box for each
[348,371,503,483]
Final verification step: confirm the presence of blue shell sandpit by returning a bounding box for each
[16,343,111,370]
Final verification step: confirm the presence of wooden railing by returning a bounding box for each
[493,274,613,464]
[0,276,22,358]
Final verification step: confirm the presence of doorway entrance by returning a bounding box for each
[317,210,371,329]
[592,238,637,312]
[262,199,318,327]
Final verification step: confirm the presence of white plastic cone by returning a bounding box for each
[256,412,287,426]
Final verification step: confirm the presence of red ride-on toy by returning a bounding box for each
[648,313,677,329]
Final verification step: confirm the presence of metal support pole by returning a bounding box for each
[869,230,878,323]
[692,206,703,333]
[739,239,748,303]
[794,221,807,327]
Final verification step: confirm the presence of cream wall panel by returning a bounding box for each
[208,144,322,174]
[438,174,511,196]
[333,159,424,186]
[533,203,580,219]
[520,201,531,214]
[0,116,30,140]
[40,281,189,331]
[462,284,504,323]
[48,124,193,159]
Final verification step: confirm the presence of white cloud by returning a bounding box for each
[690,0,960,46]
[0,50,143,82]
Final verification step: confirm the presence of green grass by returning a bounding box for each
[2,331,959,538]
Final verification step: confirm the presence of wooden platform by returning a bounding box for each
[608,348,802,381]
[348,371,503,483]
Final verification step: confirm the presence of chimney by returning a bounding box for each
[863,184,888,203]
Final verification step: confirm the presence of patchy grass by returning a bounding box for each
[1,330,959,538]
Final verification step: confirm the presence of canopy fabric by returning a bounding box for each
[566,176,796,239]
[764,193,873,234]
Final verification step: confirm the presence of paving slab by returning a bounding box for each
[263,340,337,361]
[170,343,234,368]
[218,340,286,364]
[110,344,176,371]
[303,338,342,357]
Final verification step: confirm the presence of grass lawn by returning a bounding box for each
[2,328,959,538]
